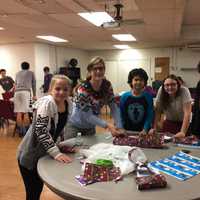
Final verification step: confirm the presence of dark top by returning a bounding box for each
[49,101,68,141]
[0,76,14,91]
[43,73,53,93]
[120,91,154,132]
[191,80,200,135]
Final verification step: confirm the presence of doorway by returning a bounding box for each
[154,57,170,81]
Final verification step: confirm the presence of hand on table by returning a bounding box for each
[148,128,156,135]
[174,131,186,138]
[55,154,72,163]
[32,96,37,101]
[106,123,123,137]
[139,129,147,136]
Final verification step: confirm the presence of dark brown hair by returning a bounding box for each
[127,68,148,87]
[0,69,6,74]
[160,74,181,110]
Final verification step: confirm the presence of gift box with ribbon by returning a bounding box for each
[76,162,121,185]
[135,173,167,190]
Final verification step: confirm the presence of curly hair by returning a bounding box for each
[160,74,181,110]
[127,68,148,88]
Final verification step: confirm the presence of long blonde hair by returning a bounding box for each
[48,74,71,93]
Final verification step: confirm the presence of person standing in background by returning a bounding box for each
[0,69,15,92]
[14,61,37,136]
[42,66,53,94]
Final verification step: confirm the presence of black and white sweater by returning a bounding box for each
[17,95,72,170]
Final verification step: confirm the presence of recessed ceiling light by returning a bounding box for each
[112,34,136,41]
[114,45,130,49]
[36,35,68,43]
[78,12,114,27]
[0,27,5,30]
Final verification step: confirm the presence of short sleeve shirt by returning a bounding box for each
[0,76,14,91]
[155,86,192,121]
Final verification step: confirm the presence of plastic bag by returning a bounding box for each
[80,143,147,175]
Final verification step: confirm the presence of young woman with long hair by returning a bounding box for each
[17,75,73,200]
[151,74,192,138]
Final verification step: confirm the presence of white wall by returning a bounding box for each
[175,48,200,87]
[1,43,200,96]
[0,43,35,80]
[88,48,200,93]
[0,43,90,97]
[88,48,170,93]
[34,44,90,96]
[55,46,89,78]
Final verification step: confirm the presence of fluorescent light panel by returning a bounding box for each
[0,27,5,30]
[78,12,114,27]
[36,35,68,42]
[112,34,136,41]
[114,45,130,49]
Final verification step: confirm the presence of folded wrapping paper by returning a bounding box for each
[113,133,164,148]
[135,164,167,190]
[135,173,167,190]
[76,162,121,185]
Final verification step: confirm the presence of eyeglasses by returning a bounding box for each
[92,66,105,72]
[164,83,177,87]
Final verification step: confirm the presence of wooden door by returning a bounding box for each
[155,57,170,80]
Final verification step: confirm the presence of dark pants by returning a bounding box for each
[18,162,44,200]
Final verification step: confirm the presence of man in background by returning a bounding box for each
[0,69,15,92]
[42,66,53,94]
[14,61,36,136]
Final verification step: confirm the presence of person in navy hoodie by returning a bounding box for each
[119,68,154,134]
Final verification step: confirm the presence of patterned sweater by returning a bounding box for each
[17,95,72,170]
[69,79,122,129]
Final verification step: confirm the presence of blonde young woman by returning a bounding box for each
[17,75,72,200]
[65,57,122,138]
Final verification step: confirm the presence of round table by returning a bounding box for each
[38,134,200,200]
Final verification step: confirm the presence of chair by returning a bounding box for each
[0,100,16,136]
[2,90,14,101]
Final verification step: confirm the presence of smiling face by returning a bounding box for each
[163,78,178,96]
[131,75,145,94]
[50,79,70,104]
[90,62,105,82]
